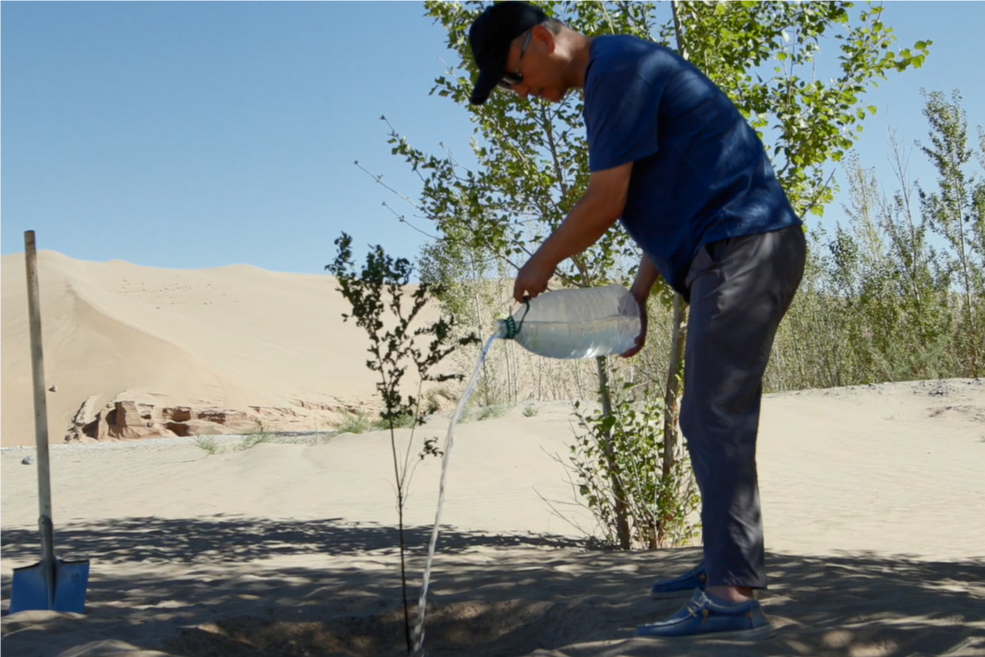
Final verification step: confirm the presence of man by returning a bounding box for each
[467,1,806,640]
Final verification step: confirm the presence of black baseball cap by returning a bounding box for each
[468,1,548,105]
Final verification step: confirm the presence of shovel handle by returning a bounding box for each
[24,231,54,533]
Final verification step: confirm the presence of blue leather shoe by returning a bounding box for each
[636,589,771,639]
[650,560,706,599]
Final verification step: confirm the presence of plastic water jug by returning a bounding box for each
[497,285,641,359]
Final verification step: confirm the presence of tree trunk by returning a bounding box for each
[653,0,692,549]
[658,295,688,547]
[596,356,631,549]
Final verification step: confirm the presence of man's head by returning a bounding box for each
[468,1,574,105]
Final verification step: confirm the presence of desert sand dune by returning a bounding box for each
[2,251,388,446]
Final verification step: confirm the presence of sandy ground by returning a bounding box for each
[3,381,985,657]
[2,252,984,656]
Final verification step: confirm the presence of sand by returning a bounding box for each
[1,251,395,447]
[2,252,984,656]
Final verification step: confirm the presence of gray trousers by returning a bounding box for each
[680,225,806,589]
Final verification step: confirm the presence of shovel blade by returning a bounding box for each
[10,558,90,614]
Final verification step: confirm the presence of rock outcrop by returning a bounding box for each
[62,395,354,443]
[65,395,101,442]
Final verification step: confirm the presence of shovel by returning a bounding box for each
[9,230,90,614]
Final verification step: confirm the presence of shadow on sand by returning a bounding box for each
[2,516,983,657]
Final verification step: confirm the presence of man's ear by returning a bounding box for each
[532,23,557,53]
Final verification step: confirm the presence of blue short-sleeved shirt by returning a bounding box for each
[583,35,801,295]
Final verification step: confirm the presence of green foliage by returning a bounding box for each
[398,1,662,290]
[325,233,478,653]
[403,1,931,282]
[423,385,456,415]
[327,233,478,432]
[469,403,509,422]
[829,151,954,381]
[918,89,985,372]
[570,381,699,549]
[673,2,929,216]
[765,90,984,389]
[336,410,374,434]
[372,412,417,431]
[414,213,520,408]
[193,435,221,456]
[522,404,540,417]
[238,421,270,451]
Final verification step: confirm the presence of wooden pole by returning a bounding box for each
[24,230,56,606]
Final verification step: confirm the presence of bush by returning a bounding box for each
[569,380,699,549]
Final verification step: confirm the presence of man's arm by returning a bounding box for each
[630,253,660,302]
[513,162,633,301]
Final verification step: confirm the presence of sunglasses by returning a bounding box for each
[497,29,533,90]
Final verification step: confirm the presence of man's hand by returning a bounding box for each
[620,296,648,357]
[621,254,659,358]
[513,252,556,302]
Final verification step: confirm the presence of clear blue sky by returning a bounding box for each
[2,1,983,275]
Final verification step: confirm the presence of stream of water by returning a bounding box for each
[410,333,498,657]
